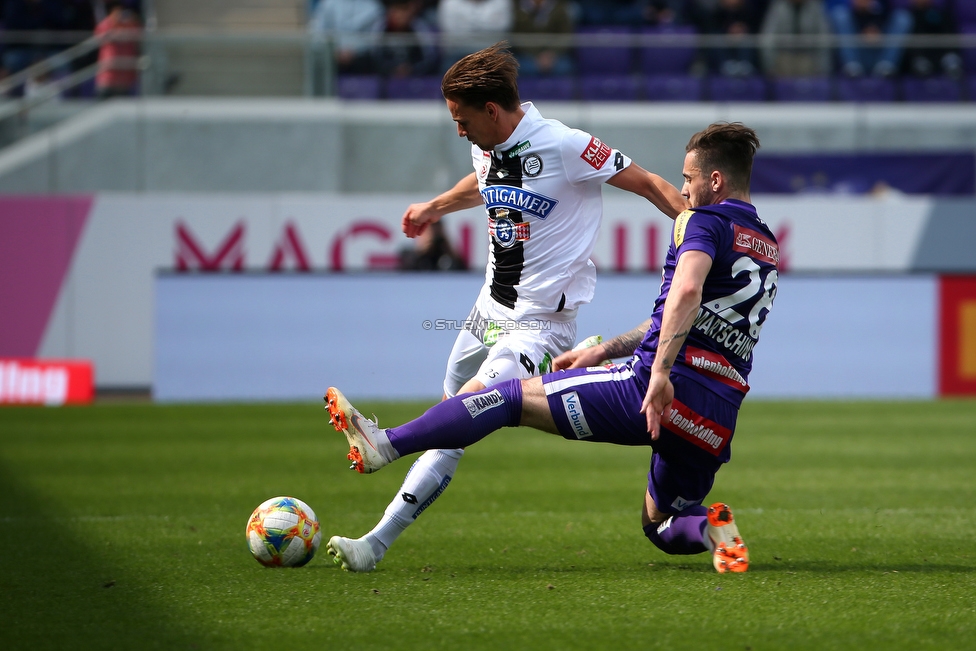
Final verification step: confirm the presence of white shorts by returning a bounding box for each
[442,300,577,398]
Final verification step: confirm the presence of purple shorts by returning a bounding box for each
[542,361,738,514]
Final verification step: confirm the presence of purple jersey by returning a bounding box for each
[636,199,779,408]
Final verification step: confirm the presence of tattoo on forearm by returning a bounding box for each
[603,320,651,359]
[659,330,690,349]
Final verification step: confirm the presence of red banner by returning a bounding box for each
[939,276,976,396]
[0,359,94,406]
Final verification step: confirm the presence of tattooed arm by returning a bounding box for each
[642,250,713,439]
[551,319,651,371]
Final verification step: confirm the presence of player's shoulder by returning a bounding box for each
[673,207,727,247]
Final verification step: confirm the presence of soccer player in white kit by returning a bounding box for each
[327,43,688,572]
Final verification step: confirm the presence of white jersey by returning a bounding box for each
[471,102,632,320]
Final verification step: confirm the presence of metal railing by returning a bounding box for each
[0,29,972,130]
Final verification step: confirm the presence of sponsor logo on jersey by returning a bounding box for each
[692,308,758,361]
[670,496,699,511]
[481,185,558,220]
[506,140,532,158]
[733,224,779,266]
[462,389,505,418]
[561,391,593,439]
[663,399,732,456]
[410,475,452,519]
[522,154,543,177]
[489,212,531,248]
[580,136,612,170]
[685,346,749,393]
[673,209,694,247]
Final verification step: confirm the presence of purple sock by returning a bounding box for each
[643,505,708,555]
[387,380,523,457]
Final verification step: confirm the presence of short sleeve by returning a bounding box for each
[560,129,632,184]
[673,209,721,260]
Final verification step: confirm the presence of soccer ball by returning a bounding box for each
[246,496,322,567]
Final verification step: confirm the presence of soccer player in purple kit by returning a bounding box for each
[327,122,777,573]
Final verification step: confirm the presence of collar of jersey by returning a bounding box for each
[492,101,540,157]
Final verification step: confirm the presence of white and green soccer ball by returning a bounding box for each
[246,496,322,567]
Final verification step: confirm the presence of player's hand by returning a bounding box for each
[401,202,441,238]
[640,371,674,440]
[552,344,608,371]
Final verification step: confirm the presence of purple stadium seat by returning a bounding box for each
[961,26,976,75]
[901,76,962,102]
[575,26,634,75]
[967,75,976,101]
[835,76,897,102]
[643,74,703,101]
[518,76,577,101]
[955,2,976,26]
[772,77,833,102]
[385,76,442,100]
[336,75,382,100]
[579,74,640,101]
[639,25,697,75]
[707,75,767,102]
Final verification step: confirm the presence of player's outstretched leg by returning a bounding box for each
[706,502,749,573]
[327,448,463,572]
[325,387,398,473]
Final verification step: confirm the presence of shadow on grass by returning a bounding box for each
[0,461,196,650]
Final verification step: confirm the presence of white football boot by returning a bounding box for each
[327,535,378,572]
[325,387,394,474]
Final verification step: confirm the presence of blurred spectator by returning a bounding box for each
[309,0,384,74]
[399,221,468,271]
[695,0,765,76]
[512,0,575,76]
[2,0,62,75]
[901,0,962,77]
[94,0,141,98]
[761,0,832,77]
[437,0,513,71]
[576,0,644,26]
[829,0,912,77]
[642,0,691,26]
[373,0,439,78]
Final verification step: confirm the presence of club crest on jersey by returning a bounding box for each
[481,185,558,220]
[522,154,543,177]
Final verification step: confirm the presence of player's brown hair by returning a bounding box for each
[441,42,521,112]
[686,123,761,193]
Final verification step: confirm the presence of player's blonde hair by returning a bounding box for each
[441,42,521,112]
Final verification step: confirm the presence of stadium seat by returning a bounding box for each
[643,74,703,101]
[579,74,640,101]
[835,76,897,102]
[707,75,768,102]
[961,26,976,75]
[385,76,442,100]
[901,76,962,102]
[517,76,577,101]
[575,26,634,75]
[639,25,697,75]
[967,76,976,101]
[772,77,833,102]
[337,75,382,100]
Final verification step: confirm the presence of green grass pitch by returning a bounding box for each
[1,399,974,650]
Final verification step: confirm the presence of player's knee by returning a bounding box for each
[643,520,673,554]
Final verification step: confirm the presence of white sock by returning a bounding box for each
[363,448,464,560]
